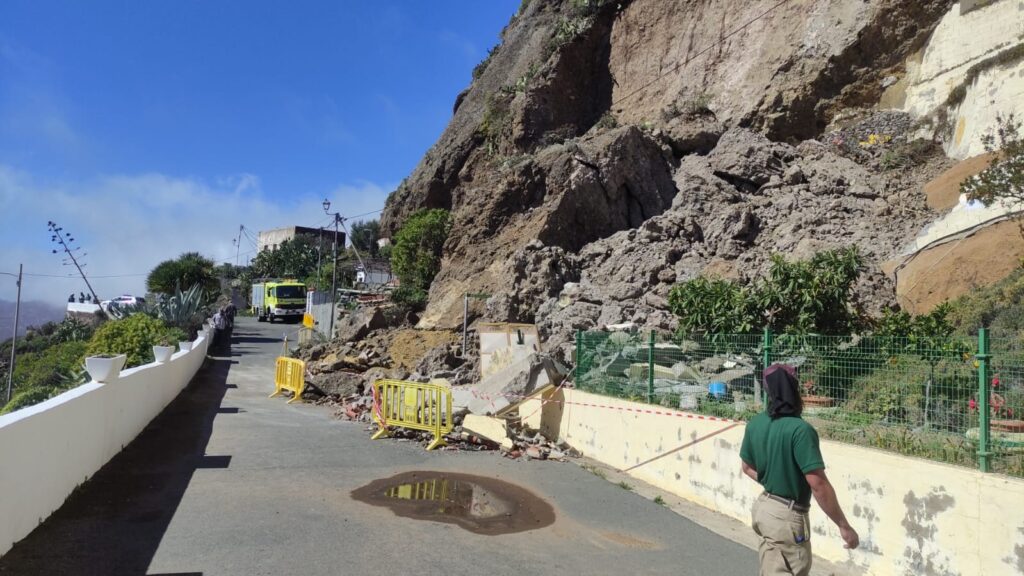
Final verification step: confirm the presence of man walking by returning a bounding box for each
[740,364,859,575]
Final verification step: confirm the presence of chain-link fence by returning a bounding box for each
[574,329,1024,478]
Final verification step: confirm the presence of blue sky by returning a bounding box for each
[0,0,518,304]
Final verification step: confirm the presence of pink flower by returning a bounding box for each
[969,398,978,411]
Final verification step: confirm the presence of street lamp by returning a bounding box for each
[323,199,341,339]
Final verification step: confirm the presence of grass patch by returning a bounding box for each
[653,495,666,506]
[617,481,634,491]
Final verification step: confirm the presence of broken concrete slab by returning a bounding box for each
[467,353,564,416]
[462,414,514,450]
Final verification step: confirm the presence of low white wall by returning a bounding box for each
[0,330,211,557]
[522,389,1024,576]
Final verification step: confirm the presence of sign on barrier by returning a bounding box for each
[270,357,306,404]
[371,379,453,450]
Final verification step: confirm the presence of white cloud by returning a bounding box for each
[0,164,394,307]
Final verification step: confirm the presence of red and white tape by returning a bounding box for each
[468,387,743,424]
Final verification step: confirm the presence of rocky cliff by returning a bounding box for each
[380,0,982,347]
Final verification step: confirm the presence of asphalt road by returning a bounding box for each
[0,316,759,576]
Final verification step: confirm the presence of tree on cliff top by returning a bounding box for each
[147,252,219,296]
[390,209,451,307]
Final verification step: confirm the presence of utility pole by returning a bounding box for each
[323,200,341,340]
[4,264,22,405]
[235,225,244,266]
[48,221,98,303]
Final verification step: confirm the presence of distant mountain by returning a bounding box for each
[0,300,66,340]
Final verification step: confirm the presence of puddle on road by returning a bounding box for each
[351,471,555,535]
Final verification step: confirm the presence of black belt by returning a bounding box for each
[763,491,810,513]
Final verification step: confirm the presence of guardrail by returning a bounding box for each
[371,379,453,450]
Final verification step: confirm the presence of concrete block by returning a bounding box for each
[462,414,514,450]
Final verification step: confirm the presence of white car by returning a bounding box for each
[101,295,147,311]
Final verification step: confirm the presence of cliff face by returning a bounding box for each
[381,0,959,334]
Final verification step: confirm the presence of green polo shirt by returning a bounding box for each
[739,412,825,507]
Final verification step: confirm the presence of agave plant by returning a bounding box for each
[105,301,151,320]
[153,284,209,338]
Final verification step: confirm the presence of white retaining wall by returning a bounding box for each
[0,330,211,556]
[521,389,1024,576]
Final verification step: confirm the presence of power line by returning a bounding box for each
[348,208,384,220]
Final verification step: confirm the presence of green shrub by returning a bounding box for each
[668,247,863,335]
[147,251,219,296]
[87,314,182,368]
[947,268,1024,333]
[1,387,59,415]
[472,45,500,80]
[12,340,89,390]
[389,209,451,310]
[669,277,758,335]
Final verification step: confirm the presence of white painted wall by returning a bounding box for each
[0,329,211,557]
[521,389,1024,576]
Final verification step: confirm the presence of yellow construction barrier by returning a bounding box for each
[270,357,305,404]
[371,379,453,450]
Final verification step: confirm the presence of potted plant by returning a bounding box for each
[178,339,192,352]
[153,338,175,363]
[85,353,127,383]
[801,379,834,408]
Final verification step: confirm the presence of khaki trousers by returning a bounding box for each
[751,493,812,576]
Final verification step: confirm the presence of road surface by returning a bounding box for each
[0,316,761,576]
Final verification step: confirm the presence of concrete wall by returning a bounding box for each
[0,330,211,557]
[522,389,1024,576]
[896,1,1024,159]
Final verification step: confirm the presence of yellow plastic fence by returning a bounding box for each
[371,379,454,450]
[270,357,306,404]
[386,478,451,502]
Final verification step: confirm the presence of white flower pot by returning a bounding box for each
[153,345,175,363]
[85,354,127,383]
[179,341,192,352]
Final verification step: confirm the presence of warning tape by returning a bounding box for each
[468,387,744,424]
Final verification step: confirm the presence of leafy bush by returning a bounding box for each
[669,247,863,335]
[12,340,89,390]
[668,277,757,335]
[2,340,89,415]
[147,252,220,296]
[472,45,499,80]
[389,286,428,310]
[389,209,451,310]
[1,387,59,415]
[946,268,1024,333]
[87,314,182,368]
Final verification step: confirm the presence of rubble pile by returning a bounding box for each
[534,127,942,359]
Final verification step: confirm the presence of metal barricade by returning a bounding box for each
[270,357,306,404]
[371,379,454,450]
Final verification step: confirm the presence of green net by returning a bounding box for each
[574,329,1024,477]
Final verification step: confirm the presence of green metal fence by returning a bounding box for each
[574,328,1024,478]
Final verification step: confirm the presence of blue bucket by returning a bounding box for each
[708,381,728,399]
